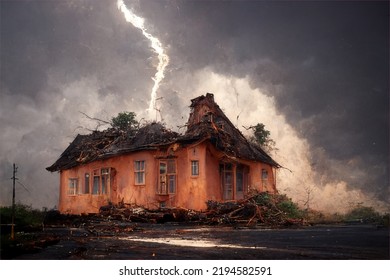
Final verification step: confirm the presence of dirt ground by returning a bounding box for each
[2,222,389,260]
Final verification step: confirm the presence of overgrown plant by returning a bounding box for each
[0,204,44,231]
[111,111,139,131]
[344,204,386,224]
[245,123,276,153]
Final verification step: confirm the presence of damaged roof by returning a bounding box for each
[180,93,280,167]
[46,123,178,172]
[47,93,279,172]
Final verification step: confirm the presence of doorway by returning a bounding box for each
[220,162,249,200]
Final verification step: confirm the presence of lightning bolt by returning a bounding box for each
[117,0,169,119]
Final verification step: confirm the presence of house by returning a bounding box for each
[47,93,280,214]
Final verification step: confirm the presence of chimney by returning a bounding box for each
[187,93,216,129]
[205,92,214,101]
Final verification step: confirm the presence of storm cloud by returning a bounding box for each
[1,0,388,212]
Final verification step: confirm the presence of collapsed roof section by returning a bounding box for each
[47,93,279,172]
[46,123,178,172]
[181,93,280,167]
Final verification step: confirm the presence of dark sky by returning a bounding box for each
[0,0,388,211]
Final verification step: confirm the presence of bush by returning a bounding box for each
[0,204,44,230]
[344,205,384,224]
[253,192,272,206]
[276,199,304,219]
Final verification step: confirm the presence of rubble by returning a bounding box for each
[4,192,303,249]
[205,192,306,226]
[94,192,306,228]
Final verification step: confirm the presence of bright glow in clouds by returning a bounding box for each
[114,2,387,213]
[117,0,169,119]
[168,68,389,213]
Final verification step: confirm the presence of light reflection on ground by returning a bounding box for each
[119,236,267,249]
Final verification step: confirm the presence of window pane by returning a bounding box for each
[167,160,175,173]
[262,169,268,179]
[93,176,99,194]
[135,161,145,185]
[68,179,77,195]
[191,160,199,176]
[84,173,90,194]
[135,160,145,171]
[101,175,108,194]
[236,172,243,192]
[160,162,166,174]
[168,175,176,193]
[135,171,145,184]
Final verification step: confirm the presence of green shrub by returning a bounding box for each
[0,204,44,229]
[253,192,272,206]
[344,205,383,224]
[276,199,303,219]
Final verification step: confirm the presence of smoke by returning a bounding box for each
[117,0,169,119]
[159,68,389,213]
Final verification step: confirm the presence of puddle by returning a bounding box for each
[119,236,266,249]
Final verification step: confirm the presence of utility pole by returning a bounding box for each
[11,163,17,240]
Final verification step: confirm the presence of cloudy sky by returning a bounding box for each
[1,0,388,212]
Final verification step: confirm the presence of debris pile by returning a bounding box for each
[96,192,306,227]
[205,192,306,226]
[98,204,204,224]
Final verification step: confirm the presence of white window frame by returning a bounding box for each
[68,178,78,195]
[83,173,90,194]
[134,160,145,185]
[92,169,100,195]
[101,168,110,194]
[191,160,199,176]
[167,159,176,194]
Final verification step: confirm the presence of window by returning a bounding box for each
[134,160,145,185]
[191,160,199,176]
[84,173,90,194]
[92,170,100,195]
[158,162,167,194]
[68,178,78,195]
[167,160,176,193]
[158,160,176,194]
[92,168,111,194]
[262,169,268,179]
[261,169,268,187]
[101,168,109,194]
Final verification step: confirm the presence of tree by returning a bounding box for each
[247,123,276,153]
[111,112,139,131]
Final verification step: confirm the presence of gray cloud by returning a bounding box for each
[1,0,388,210]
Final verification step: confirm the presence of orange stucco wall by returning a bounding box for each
[58,143,277,214]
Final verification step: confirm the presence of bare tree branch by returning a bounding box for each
[79,111,111,125]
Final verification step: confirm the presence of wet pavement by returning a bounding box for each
[6,223,389,260]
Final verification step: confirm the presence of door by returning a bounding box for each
[236,165,248,200]
[236,169,244,200]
